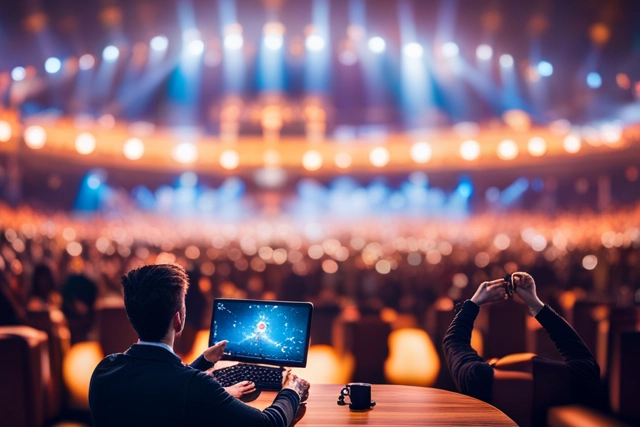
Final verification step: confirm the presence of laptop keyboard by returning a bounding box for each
[212,364,284,391]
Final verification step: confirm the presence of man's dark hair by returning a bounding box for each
[122,264,189,342]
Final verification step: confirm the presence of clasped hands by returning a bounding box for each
[470,271,545,316]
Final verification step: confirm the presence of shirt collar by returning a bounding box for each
[137,340,176,355]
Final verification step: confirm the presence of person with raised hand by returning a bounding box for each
[443,271,606,411]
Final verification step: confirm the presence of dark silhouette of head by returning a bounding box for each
[122,264,189,342]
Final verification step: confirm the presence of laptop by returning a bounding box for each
[208,298,314,368]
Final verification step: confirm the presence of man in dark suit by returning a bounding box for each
[89,264,309,427]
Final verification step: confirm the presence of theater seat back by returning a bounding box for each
[96,303,138,355]
[0,326,49,427]
[492,353,571,427]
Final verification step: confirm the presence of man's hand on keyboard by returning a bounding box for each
[203,340,228,363]
[224,380,256,398]
[282,370,310,403]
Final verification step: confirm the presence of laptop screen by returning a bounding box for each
[208,298,314,368]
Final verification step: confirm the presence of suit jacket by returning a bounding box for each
[89,343,300,427]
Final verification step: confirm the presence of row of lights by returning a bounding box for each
[1,122,615,169]
[6,23,626,92]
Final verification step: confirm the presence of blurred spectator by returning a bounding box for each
[62,275,98,343]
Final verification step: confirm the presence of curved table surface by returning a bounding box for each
[250,384,517,426]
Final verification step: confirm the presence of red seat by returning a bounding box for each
[95,302,139,355]
[0,326,49,427]
[27,308,71,422]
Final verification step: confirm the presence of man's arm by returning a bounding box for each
[186,371,302,427]
[513,272,606,411]
[443,279,506,403]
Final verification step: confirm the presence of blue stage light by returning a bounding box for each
[499,54,514,67]
[368,37,386,53]
[179,172,198,187]
[150,35,169,51]
[264,34,283,50]
[45,57,61,74]
[442,42,459,58]
[188,39,205,55]
[11,66,26,81]
[476,44,493,60]
[87,175,101,190]
[537,61,553,77]
[103,45,120,61]
[306,35,325,51]
[587,72,602,88]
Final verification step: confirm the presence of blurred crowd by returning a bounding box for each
[1,201,639,347]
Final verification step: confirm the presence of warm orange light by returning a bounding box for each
[302,150,323,171]
[563,135,581,153]
[63,341,104,408]
[123,138,144,160]
[460,140,480,161]
[527,136,547,156]
[369,147,390,167]
[497,139,518,160]
[291,345,353,384]
[334,152,352,169]
[385,328,440,386]
[24,125,47,149]
[75,132,96,155]
[219,149,240,170]
[0,120,12,142]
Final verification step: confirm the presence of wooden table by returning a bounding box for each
[250,384,517,426]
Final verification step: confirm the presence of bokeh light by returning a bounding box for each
[460,140,480,161]
[24,125,47,149]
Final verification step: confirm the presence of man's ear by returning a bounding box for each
[172,311,182,333]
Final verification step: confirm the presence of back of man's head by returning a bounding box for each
[122,264,189,342]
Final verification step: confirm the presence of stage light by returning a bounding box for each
[499,54,514,67]
[403,42,423,58]
[600,122,622,144]
[476,44,493,60]
[75,133,96,155]
[24,125,46,149]
[306,35,325,51]
[368,36,386,53]
[527,136,547,156]
[334,152,352,169]
[587,72,602,88]
[78,54,95,70]
[537,61,553,77]
[173,143,198,164]
[188,39,205,55]
[224,34,243,50]
[219,149,240,170]
[497,139,518,160]
[264,34,283,50]
[563,135,581,153]
[410,142,432,164]
[45,57,61,74]
[302,150,323,171]
[441,42,459,58]
[369,147,390,167]
[102,45,120,61]
[87,175,101,190]
[0,121,12,142]
[494,234,511,251]
[263,149,281,167]
[460,140,480,161]
[123,138,144,160]
[179,172,198,187]
[150,35,168,51]
[582,255,598,270]
[11,66,26,81]
[616,73,630,90]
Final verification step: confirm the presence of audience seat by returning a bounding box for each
[95,301,138,356]
[0,326,50,427]
[616,331,640,424]
[27,308,71,422]
[491,353,572,427]
[547,405,633,427]
[485,300,528,358]
[340,315,390,384]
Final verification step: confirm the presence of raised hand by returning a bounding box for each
[512,272,544,316]
[470,278,509,306]
[203,340,228,364]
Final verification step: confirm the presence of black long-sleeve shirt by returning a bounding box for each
[443,300,604,409]
[89,344,300,427]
